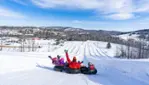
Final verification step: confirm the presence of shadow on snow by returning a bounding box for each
[36,64,54,71]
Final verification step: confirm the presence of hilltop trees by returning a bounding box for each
[115,37,149,59]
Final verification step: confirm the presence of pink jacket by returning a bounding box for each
[51,57,64,66]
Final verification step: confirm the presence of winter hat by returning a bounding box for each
[88,62,92,65]
[73,56,77,62]
[57,55,61,59]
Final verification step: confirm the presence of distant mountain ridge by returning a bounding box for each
[0,26,149,41]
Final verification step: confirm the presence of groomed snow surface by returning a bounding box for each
[1,41,149,85]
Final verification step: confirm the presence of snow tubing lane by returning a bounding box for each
[65,67,80,74]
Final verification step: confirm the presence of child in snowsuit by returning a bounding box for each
[48,55,65,66]
[88,62,95,70]
[64,50,81,69]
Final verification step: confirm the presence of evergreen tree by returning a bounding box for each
[55,39,60,45]
[106,42,111,49]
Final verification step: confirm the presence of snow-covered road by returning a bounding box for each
[1,41,149,85]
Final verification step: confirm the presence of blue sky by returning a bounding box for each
[1,0,149,31]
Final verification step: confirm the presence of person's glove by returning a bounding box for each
[64,50,68,52]
[81,61,83,63]
[48,56,52,59]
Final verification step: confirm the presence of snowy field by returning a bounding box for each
[0,38,62,52]
[0,41,149,85]
[118,33,139,41]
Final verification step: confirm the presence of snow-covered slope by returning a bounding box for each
[0,41,149,85]
[118,33,140,41]
[0,39,61,52]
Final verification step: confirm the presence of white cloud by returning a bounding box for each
[134,1,149,12]
[12,0,28,5]
[31,0,102,9]
[105,13,135,20]
[0,7,25,18]
[31,0,149,20]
